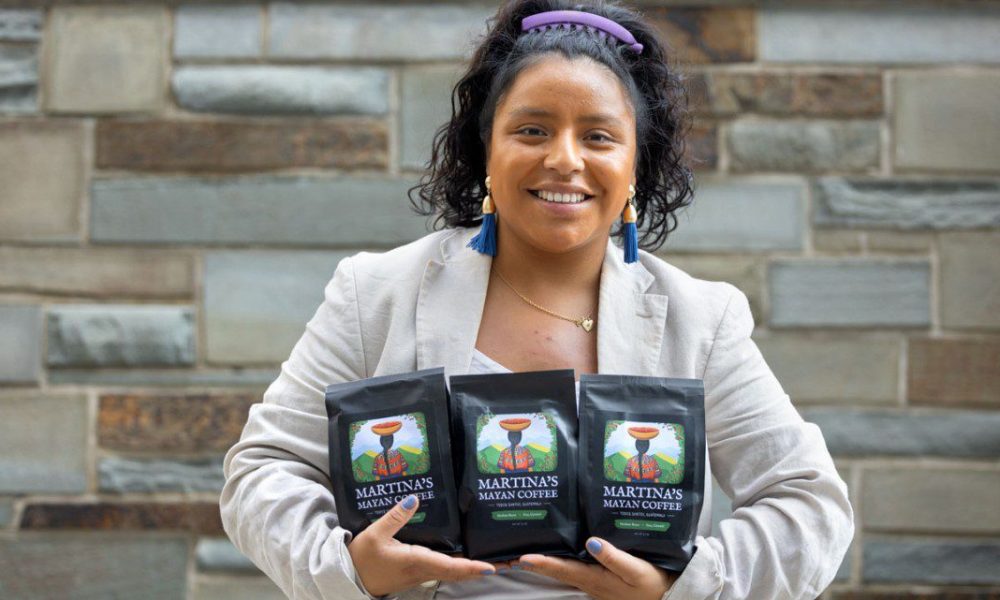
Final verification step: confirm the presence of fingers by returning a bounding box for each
[366,494,420,540]
[405,544,497,582]
[585,537,645,586]
[518,554,602,591]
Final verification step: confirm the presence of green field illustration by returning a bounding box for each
[349,412,429,483]
[476,411,557,474]
[603,420,684,484]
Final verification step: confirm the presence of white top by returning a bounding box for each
[435,350,589,599]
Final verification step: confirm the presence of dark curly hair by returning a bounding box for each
[407,0,695,252]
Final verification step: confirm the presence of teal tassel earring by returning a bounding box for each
[468,175,497,256]
[623,184,638,263]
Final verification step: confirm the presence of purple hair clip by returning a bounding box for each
[521,10,644,54]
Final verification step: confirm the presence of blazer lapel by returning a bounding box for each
[415,227,669,377]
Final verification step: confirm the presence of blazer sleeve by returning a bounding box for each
[219,255,381,600]
[663,287,855,600]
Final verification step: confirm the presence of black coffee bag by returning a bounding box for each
[579,373,705,571]
[449,370,579,561]
[325,366,462,553]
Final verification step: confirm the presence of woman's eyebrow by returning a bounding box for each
[508,106,624,127]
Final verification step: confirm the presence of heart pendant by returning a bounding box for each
[580,318,594,332]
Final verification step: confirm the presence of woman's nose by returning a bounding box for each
[543,131,584,175]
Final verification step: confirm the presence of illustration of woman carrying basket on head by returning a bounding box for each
[497,418,535,473]
[624,426,662,483]
[371,421,408,480]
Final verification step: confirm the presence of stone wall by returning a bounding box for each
[1,2,998,598]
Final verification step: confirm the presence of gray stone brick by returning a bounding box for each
[47,305,196,367]
[895,72,1000,173]
[0,534,189,599]
[663,179,805,251]
[769,260,929,327]
[173,66,388,115]
[194,577,285,600]
[99,456,225,494]
[813,178,1000,230]
[175,4,261,59]
[204,250,350,364]
[0,393,88,494]
[0,305,41,384]
[655,254,764,322]
[401,64,464,169]
[863,537,1000,584]
[0,498,12,527]
[800,408,1000,458]
[754,334,899,404]
[862,468,1000,534]
[196,538,258,573]
[269,4,491,60]
[0,247,194,299]
[761,7,1000,64]
[0,44,37,113]
[940,232,1000,331]
[729,120,880,173]
[0,9,42,41]
[91,176,430,247]
[48,368,276,388]
[45,6,167,113]
[0,121,85,242]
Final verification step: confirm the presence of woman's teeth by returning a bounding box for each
[531,190,588,204]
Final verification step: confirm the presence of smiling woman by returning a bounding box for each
[220,1,854,599]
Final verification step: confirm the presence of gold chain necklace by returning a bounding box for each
[494,269,595,333]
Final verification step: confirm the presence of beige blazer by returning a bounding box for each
[221,225,854,600]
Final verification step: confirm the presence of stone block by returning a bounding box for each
[939,232,1000,330]
[865,232,934,253]
[812,230,863,253]
[90,176,429,247]
[862,468,1000,534]
[0,393,87,494]
[863,537,1000,584]
[646,8,754,64]
[0,9,41,41]
[49,368,276,388]
[754,334,899,404]
[0,305,41,384]
[196,538,258,573]
[0,44,37,113]
[729,120,880,173]
[173,66,388,115]
[0,498,11,526]
[194,577,285,600]
[96,118,387,171]
[0,247,194,299]
[21,502,224,535]
[98,393,256,453]
[175,4,261,59]
[894,72,1000,173]
[654,254,764,322]
[908,338,1000,408]
[663,179,805,252]
[400,63,464,170]
[760,6,1000,64]
[204,250,350,365]
[45,6,167,113]
[691,71,882,117]
[800,408,1000,458]
[47,305,195,367]
[99,456,225,494]
[269,4,491,60]
[0,534,188,599]
[0,120,84,241]
[769,260,930,327]
[813,178,1000,230]
[688,121,718,171]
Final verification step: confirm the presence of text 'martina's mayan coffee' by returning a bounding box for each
[449,369,579,561]
[325,367,462,553]
[579,373,705,571]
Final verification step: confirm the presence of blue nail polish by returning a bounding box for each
[401,495,417,510]
[480,570,494,576]
[587,539,603,554]
[511,565,524,570]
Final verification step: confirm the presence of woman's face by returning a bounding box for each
[486,54,638,257]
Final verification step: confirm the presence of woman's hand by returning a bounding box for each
[518,537,677,600]
[347,495,496,597]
